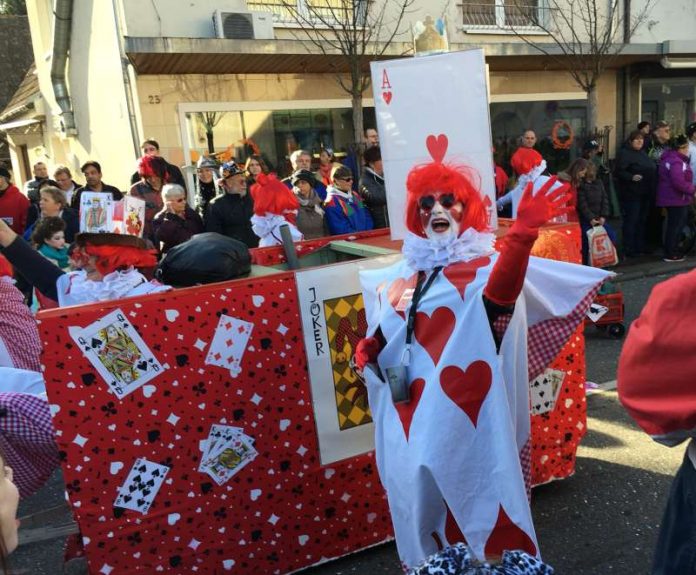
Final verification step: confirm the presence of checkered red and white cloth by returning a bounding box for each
[0,277,41,372]
[0,392,59,498]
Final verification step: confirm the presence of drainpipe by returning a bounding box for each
[51,0,77,135]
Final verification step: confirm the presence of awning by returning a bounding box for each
[0,118,40,131]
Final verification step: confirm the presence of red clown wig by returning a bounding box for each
[72,233,158,276]
[137,155,170,183]
[405,162,488,238]
[510,148,543,176]
[250,173,299,217]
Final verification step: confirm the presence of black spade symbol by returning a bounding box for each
[81,373,96,386]
[113,507,125,518]
[175,354,189,367]
[169,556,182,567]
[91,337,103,349]
[147,430,161,443]
[200,482,213,495]
[260,338,272,350]
[137,360,148,371]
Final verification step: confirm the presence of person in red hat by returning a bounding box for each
[249,173,303,247]
[355,157,611,570]
[0,219,168,307]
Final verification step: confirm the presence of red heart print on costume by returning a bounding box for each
[387,274,418,319]
[394,378,425,440]
[442,257,491,302]
[440,360,492,427]
[431,500,468,551]
[382,91,393,105]
[484,504,537,559]
[414,306,456,366]
[426,134,448,164]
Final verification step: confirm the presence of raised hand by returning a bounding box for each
[515,176,572,230]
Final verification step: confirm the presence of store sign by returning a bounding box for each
[371,50,497,240]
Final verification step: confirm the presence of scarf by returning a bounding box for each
[296,190,324,216]
[401,228,497,271]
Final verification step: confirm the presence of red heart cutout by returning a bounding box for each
[394,378,425,440]
[484,504,537,559]
[386,274,417,319]
[414,306,455,366]
[442,257,491,302]
[426,134,448,163]
[439,361,492,427]
[382,90,393,105]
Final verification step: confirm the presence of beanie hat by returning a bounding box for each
[197,156,219,170]
[291,169,316,187]
[220,161,244,179]
[510,148,543,176]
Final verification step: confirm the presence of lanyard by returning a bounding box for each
[403,266,443,365]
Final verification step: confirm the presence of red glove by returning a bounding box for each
[484,177,572,306]
[354,337,381,370]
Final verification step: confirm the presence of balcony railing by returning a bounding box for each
[462,1,553,31]
[247,0,367,27]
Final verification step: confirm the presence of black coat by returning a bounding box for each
[205,192,258,248]
[61,207,80,243]
[152,206,204,253]
[359,167,389,229]
[195,180,219,218]
[577,179,610,222]
[614,144,656,199]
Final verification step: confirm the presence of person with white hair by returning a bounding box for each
[152,183,204,253]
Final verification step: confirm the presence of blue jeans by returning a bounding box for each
[652,450,696,574]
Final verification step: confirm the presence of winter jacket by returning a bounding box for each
[0,184,29,234]
[152,206,204,253]
[614,143,656,198]
[577,179,610,222]
[205,191,258,248]
[323,186,373,235]
[689,141,696,185]
[359,167,389,229]
[195,180,219,218]
[294,190,328,240]
[129,182,164,242]
[656,149,695,207]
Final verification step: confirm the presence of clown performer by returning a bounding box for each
[355,157,612,569]
[0,218,169,307]
[496,148,552,218]
[250,173,303,247]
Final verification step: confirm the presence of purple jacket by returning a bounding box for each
[657,149,695,207]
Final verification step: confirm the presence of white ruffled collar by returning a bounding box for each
[401,228,496,272]
[62,268,157,305]
[251,213,303,247]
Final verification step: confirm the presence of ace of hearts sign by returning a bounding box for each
[370,50,497,240]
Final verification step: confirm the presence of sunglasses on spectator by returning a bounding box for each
[338,177,353,182]
[169,197,186,203]
[418,193,456,211]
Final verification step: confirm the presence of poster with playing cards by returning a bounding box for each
[69,308,166,399]
[112,196,146,237]
[529,368,566,416]
[79,191,114,233]
[198,424,258,485]
[114,458,170,514]
[371,50,496,240]
[205,315,254,377]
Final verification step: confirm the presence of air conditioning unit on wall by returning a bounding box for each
[213,10,274,40]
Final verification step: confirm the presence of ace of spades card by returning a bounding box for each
[370,50,497,240]
[114,458,170,514]
[529,368,566,416]
[69,308,166,399]
[205,315,254,377]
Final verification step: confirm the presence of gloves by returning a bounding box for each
[354,337,381,370]
[484,177,572,307]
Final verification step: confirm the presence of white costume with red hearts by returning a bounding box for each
[359,232,609,568]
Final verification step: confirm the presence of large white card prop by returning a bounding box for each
[113,196,146,237]
[371,50,496,240]
[295,255,400,465]
[79,192,114,233]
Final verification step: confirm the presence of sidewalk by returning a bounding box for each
[608,253,696,283]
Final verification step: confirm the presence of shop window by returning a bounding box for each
[641,78,696,132]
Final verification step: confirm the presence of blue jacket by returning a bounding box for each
[323,186,373,235]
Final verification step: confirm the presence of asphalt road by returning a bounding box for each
[10,266,692,575]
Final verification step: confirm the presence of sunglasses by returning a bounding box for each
[169,197,186,203]
[418,193,456,211]
[338,177,353,182]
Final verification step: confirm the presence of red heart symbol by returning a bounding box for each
[484,504,537,559]
[414,306,455,366]
[382,90,393,105]
[386,274,417,319]
[439,360,492,427]
[394,378,425,440]
[442,257,491,302]
[426,134,448,163]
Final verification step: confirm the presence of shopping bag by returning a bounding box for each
[587,225,618,267]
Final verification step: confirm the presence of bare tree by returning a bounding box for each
[173,76,228,154]
[505,0,655,135]
[280,0,415,146]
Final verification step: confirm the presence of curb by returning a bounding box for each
[611,260,696,283]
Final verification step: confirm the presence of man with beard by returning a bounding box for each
[71,161,123,209]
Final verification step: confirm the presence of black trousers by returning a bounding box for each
[663,205,689,258]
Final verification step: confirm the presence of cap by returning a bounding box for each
[291,169,316,186]
[582,140,600,152]
[220,161,244,178]
[0,167,10,180]
[197,156,219,170]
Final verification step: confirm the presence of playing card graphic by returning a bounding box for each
[114,458,170,514]
[205,315,254,377]
[586,303,609,323]
[529,369,566,416]
[79,192,114,233]
[69,309,165,399]
[198,424,258,485]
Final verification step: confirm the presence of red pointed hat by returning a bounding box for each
[405,162,488,238]
[250,173,299,216]
[510,148,543,176]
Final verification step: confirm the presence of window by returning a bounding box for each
[462,0,547,30]
[247,0,366,26]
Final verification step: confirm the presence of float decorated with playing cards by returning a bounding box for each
[38,50,608,574]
